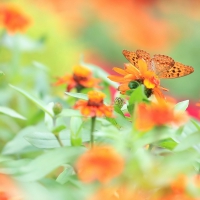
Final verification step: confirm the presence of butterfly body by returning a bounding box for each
[122,50,194,79]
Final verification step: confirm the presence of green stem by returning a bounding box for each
[53,117,56,127]
[55,135,64,147]
[90,117,96,148]
[11,33,21,75]
[53,116,63,147]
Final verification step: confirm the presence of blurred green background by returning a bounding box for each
[1,0,200,99]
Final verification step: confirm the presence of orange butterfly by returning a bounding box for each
[122,49,194,78]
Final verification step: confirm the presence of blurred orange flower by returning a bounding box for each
[74,90,113,117]
[89,0,174,51]
[54,65,100,92]
[170,174,187,194]
[0,5,30,33]
[33,0,175,51]
[135,101,189,131]
[108,59,167,102]
[0,173,22,200]
[76,146,124,183]
[151,174,198,200]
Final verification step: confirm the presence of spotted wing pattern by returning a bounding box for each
[122,50,138,67]
[150,54,175,77]
[136,50,151,63]
[122,49,150,68]
[158,62,194,79]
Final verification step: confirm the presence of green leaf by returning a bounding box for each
[0,159,31,174]
[14,147,85,181]
[129,85,147,105]
[65,92,88,100]
[174,131,200,152]
[105,117,119,128]
[70,117,83,136]
[44,102,54,130]
[56,165,75,184]
[2,126,40,155]
[58,109,81,117]
[191,119,200,131]
[127,104,134,116]
[114,111,131,127]
[24,132,71,149]
[0,106,26,120]
[52,125,66,135]
[157,138,178,150]
[114,105,125,117]
[134,129,171,149]
[9,84,54,117]
[70,136,82,146]
[174,100,189,111]
[70,117,83,146]
[126,89,134,96]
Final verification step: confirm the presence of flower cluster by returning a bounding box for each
[53,49,194,200]
[0,2,199,200]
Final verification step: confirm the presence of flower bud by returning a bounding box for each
[53,103,63,115]
[114,97,125,108]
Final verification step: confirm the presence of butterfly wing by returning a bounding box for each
[150,54,175,77]
[136,49,151,62]
[158,62,194,79]
[122,49,150,68]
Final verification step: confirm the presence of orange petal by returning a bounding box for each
[138,59,148,75]
[124,64,140,77]
[153,87,166,103]
[53,75,72,86]
[81,106,92,116]
[107,75,124,82]
[159,86,169,91]
[118,83,130,93]
[113,67,128,75]
[124,74,136,80]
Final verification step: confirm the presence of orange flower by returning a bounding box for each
[76,146,124,183]
[135,101,189,131]
[0,173,22,199]
[54,65,100,92]
[108,59,167,102]
[170,174,187,194]
[0,5,30,33]
[74,90,113,117]
[151,174,197,200]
